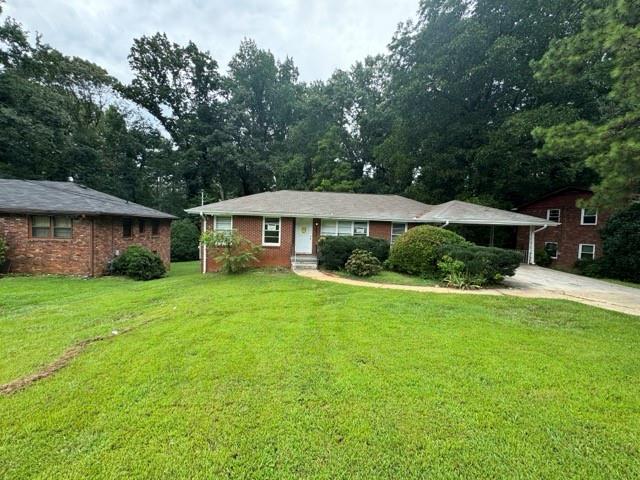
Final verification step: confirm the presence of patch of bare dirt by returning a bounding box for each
[0,320,152,395]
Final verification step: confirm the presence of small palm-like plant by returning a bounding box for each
[201,230,262,274]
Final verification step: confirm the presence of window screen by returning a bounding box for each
[53,216,72,238]
[263,217,280,244]
[31,216,51,238]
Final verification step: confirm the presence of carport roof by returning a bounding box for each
[186,190,557,227]
[417,200,557,226]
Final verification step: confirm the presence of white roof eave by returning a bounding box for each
[186,208,558,227]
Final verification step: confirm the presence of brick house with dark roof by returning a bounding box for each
[186,190,558,271]
[0,179,176,276]
[515,187,608,268]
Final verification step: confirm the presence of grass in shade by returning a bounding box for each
[1,262,639,479]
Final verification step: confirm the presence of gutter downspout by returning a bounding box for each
[528,225,548,265]
[440,221,450,228]
[201,212,207,275]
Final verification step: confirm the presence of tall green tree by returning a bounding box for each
[383,0,592,205]
[534,0,640,208]
[124,33,231,204]
[227,39,301,194]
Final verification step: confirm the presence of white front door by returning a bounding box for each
[295,218,313,254]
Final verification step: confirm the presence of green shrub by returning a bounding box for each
[318,236,389,270]
[171,218,200,261]
[574,258,605,278]
[535,249,552,267]
[438,244,521,285]
[598,203,640,282]
[111,245,166,281]
[201,230,262,274]
[345,249,382,277]
[387,225,467,275]
[437,255,482,289]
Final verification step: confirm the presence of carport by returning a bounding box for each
[417,200,559,264]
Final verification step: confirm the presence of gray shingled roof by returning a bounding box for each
[0,179,176,219]
[186,190,556,226]
[417,200,556,226]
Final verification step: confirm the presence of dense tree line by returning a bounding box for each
[0,0,638,216]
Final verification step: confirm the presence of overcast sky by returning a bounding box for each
[5,0,419,82]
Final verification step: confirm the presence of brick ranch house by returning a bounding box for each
[515,187,609,268]
[186,190,557,271]
[0,179,176,276]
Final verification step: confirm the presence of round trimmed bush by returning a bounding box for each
[171,218,200,261]
[438,244,521,284]
[388,225,467,275]
[345,249,382,277]
[318,236,389,270]
[110,245,166,281]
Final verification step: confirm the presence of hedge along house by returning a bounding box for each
[186,190,557,271]
[0,179,176,276]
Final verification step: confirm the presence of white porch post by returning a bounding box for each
[527,225,535,265]
[201,214,207,274]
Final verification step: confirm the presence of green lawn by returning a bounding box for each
[1,262,639,479]
[331,269,440,286]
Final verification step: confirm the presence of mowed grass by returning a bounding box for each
[1,262,640,479]
[331,269,440,286]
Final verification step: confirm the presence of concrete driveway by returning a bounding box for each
[297,266,640,316]
[504,265,640,316]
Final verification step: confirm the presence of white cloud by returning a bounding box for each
[4,0,418,82]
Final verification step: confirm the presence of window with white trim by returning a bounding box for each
[263,217,281,245]
[578,244,595,260]
[544,241,558,259]
[320,219,337,236]
[320,219,369,237]
[580,208,598,225]
[391,222,407,243]
[337,220,352,236]
[214,216,233,232]
[546,209,560,223]
[353,221,368,236]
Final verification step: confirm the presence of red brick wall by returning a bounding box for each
[369,221,392,242]
[0,213,171,276]
[201,216,422,272]
[516,190,610,268]
[204,215,294,271]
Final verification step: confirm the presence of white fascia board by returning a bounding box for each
[185,208,559,227]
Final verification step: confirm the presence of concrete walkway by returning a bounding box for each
[295,266,640,316]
